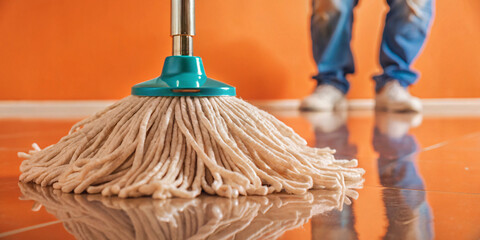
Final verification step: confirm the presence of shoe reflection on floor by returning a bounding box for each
[304,111,359,240]
[306,111,433,240]
[374,112,433,240]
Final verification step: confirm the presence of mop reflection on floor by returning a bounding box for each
[19,182,360,240]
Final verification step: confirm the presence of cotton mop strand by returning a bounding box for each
[18,0,365,199]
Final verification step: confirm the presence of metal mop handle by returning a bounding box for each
[171,0,195,56]
[131,0,235,96]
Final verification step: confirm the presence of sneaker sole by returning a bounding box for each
[300,99,348,112]
[375,103,422,113]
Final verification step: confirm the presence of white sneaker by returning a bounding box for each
[375,81,422,112]
[300,85,347,111]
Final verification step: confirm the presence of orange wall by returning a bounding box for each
[1,0,479,100]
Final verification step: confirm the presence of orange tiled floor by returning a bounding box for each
[0,110,479,240]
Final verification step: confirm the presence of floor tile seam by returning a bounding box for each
[420,131,480,153]
[0,220,62,238]
[0,214,89,238]
[362,184,480,195]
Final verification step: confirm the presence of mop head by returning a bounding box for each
[19,96,364,199]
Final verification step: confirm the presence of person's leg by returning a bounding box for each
[301,0,358,111]
[374,0,434,91]
[311,0,359,94]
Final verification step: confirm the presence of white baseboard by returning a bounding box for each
[249,98,480,117]
[1,98,479,118]
[0,100,116,118]
[249,98,480,109]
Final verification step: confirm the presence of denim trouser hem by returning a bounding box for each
[313,73,349,94]
[373,66,419,92]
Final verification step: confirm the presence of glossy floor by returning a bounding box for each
[0,110,479,240]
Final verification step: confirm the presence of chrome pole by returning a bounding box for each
[171,0,195,56]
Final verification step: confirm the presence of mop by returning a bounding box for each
[19,0,365,199]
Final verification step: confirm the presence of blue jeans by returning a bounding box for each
[311,0,434,93]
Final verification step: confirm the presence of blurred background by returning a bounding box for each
[1,0,480,101]
[1,1,480,239]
